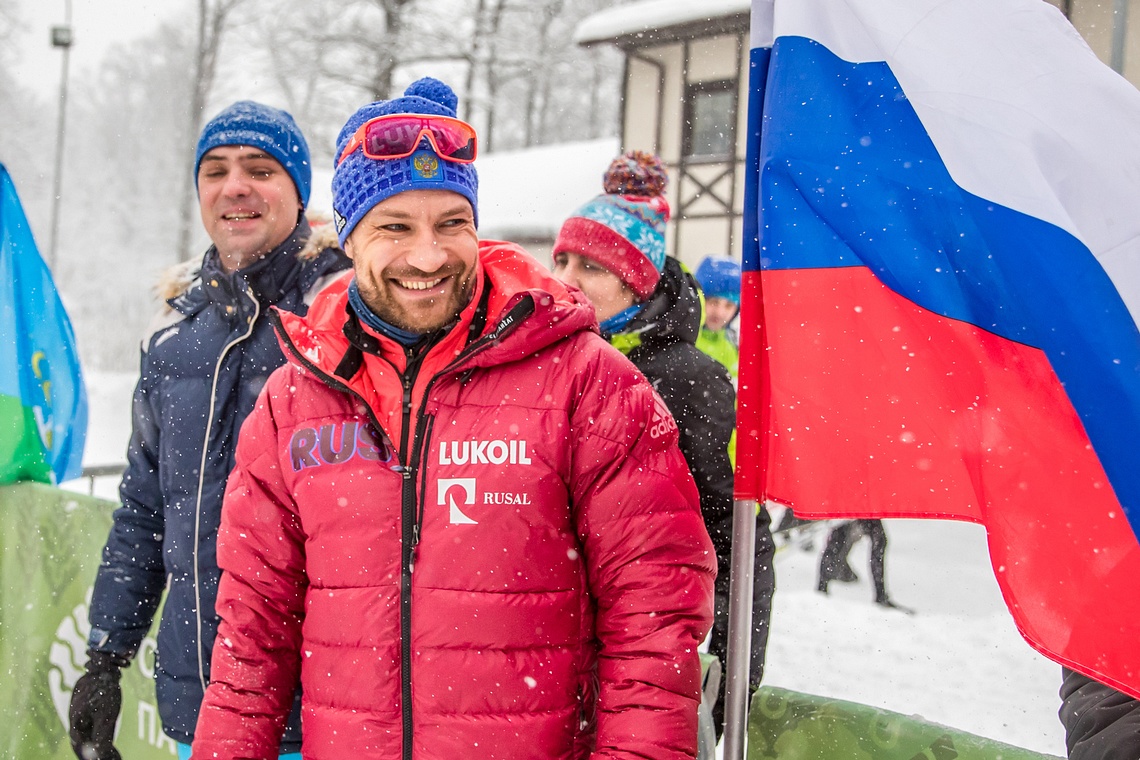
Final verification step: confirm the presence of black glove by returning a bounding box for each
[69,651,128,760]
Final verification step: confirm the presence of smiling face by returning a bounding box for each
[551,251,638,323]
[197,145,302,273]
[344,189,479,334]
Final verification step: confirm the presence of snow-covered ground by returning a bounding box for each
[72,370,137,500]
[73,370,1068,757]
[764,517,1065,755]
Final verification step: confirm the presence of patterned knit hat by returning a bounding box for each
[195,101,311,207]
[332,77,479,246]
[553,151,670,300]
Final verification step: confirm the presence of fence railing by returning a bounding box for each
[78,463,126,495]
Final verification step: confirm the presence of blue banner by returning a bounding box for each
[0,164,87,484]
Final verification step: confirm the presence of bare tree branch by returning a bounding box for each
[175,0,248,261]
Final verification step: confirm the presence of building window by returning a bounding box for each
[684,80,736,160]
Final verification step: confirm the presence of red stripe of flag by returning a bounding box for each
[746,264,1140,695]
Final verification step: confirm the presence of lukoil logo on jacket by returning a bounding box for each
[438,439,533,466]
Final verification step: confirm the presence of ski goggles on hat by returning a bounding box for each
[337,114,478,166]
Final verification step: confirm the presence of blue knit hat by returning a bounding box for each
[695,255,742,306]
[195,101,311,207]
[332,77,479,246]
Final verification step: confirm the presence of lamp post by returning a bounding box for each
[48,0,74,271]
[1111,0,1130,74]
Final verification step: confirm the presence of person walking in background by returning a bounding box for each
[67,102,350,760]
[817,518,909,611]
[551,150,775,740]
[694,254,742,378]
[190,78,715,760]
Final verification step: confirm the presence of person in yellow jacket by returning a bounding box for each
[695,255,741,378]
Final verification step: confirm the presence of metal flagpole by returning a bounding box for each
[722,2,775,755]
[721,498,758,760]
[48,0,74,270]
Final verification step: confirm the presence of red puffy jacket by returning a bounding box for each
[192,242,716,760]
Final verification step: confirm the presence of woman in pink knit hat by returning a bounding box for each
[552,151,775,741]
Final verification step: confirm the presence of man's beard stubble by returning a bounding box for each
[357,263,477,334]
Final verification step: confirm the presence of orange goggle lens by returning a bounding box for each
[337,114,478,166]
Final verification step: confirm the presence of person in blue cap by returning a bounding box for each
[67,101,350,760]
[694,255,742,378]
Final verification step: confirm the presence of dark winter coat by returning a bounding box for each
[608,257,776,730]
[86,221,350,747]
[1060,667,1140,760]
[607,257,775,564]
[191,241,716,760]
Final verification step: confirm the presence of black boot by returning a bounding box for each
[875,595,916,615]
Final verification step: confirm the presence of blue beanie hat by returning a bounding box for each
[332,77,479,246]
[195,101,311,207]
[695,256,742,306]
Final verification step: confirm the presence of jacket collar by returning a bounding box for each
[275,240,598,382]
[171,220,312,316]
[609,257,702,350]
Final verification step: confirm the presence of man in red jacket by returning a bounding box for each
[191,77,715,760]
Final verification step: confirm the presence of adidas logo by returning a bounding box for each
[648,396,678,439]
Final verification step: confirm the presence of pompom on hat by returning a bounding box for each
[332,77,479,246]
[195,101,311,207]
[553,151,670,300]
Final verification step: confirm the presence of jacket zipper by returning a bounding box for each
[399,308,530,572]
[398,362,418,760]
[193,290,259,693]
[397,343,453,760]
[412,414,436,564]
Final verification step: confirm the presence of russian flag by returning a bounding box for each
[737,0,1140,698]
[0,164,87,485]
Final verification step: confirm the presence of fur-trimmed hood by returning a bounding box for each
[142,219,349,349]
[156,218,340,301]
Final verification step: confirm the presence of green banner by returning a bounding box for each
[748,685,1062,760]
[0,482,176,759]
[0,394,51,485]
[3,482,1065,759]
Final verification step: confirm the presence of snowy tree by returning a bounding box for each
[455,0,624,152]
[238,0,624,154]
[55,20,199,370]
[247,0,357,162]
[0,0,53,241]
[175,0,249,261]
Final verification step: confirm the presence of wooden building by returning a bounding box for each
[576,0,1140,269]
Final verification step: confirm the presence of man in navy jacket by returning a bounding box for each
[67,101,349,760]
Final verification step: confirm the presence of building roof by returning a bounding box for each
[575,0,750,47]
[477,137,621,242]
